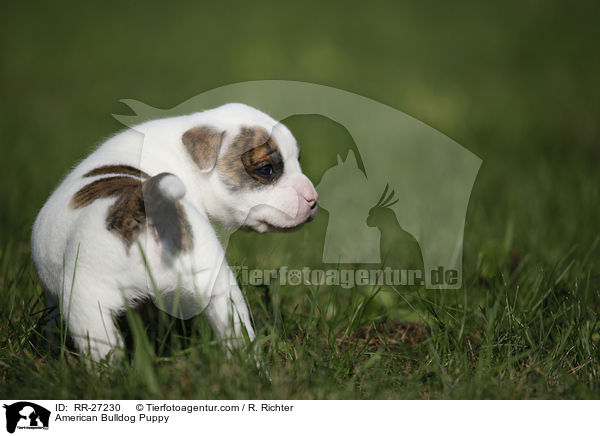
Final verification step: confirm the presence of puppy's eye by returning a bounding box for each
[256,164,273,177]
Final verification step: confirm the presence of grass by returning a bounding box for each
[1,1,599,399]
[1,238,599,399]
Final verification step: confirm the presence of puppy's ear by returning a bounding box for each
[182,126,224,172]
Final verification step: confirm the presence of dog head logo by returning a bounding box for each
[115,80,481,292]
[3,402,50,433]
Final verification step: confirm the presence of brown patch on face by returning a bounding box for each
[216,126,284,190]
[70,170,192,253]
[182,126,224,171]
[84,164,150,179]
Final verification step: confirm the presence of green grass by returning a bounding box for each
[1,1,599,399]
[1,239,599,399]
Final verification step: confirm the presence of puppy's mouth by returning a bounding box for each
[242,219,307,233]
[242,205,317,233]
[265,220,311,232]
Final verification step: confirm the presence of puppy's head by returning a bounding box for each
[182,103,318,232]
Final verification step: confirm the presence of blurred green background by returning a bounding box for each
[1,1,598,265]
[1,1,599,398]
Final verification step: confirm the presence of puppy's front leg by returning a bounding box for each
[202,259,255,351]
[170,201,255,352]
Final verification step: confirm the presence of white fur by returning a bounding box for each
[158,174,186,201]
[31,103,318,361]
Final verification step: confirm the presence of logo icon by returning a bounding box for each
[3,402,50,433]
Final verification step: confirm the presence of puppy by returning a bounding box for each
[32,103,318,361]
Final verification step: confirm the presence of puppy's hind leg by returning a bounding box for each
[64,289,125,362]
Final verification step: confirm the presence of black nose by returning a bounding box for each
[310,201,318,210]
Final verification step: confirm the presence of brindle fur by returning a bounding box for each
[105,180,146,248]
[216,126,284,189]
[84,164,150,179]
[71,169,192,252]
[70,176,142,209]
[182,126,224,171]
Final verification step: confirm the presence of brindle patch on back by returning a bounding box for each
[70,168,192,253]
[70,176,142,209]
[216,126,284,190]
[105,180,146,248]
[84,164,150,179]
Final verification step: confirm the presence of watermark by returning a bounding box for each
[232,266,459,288]
[118,80,481,292]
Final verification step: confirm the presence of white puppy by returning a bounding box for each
[31,103,318,361]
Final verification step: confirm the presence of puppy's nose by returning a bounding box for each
[303,189,318,206]
[294,174,318,206]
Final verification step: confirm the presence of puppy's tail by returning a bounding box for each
[142,173,192,253]
[143,173,186,204]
